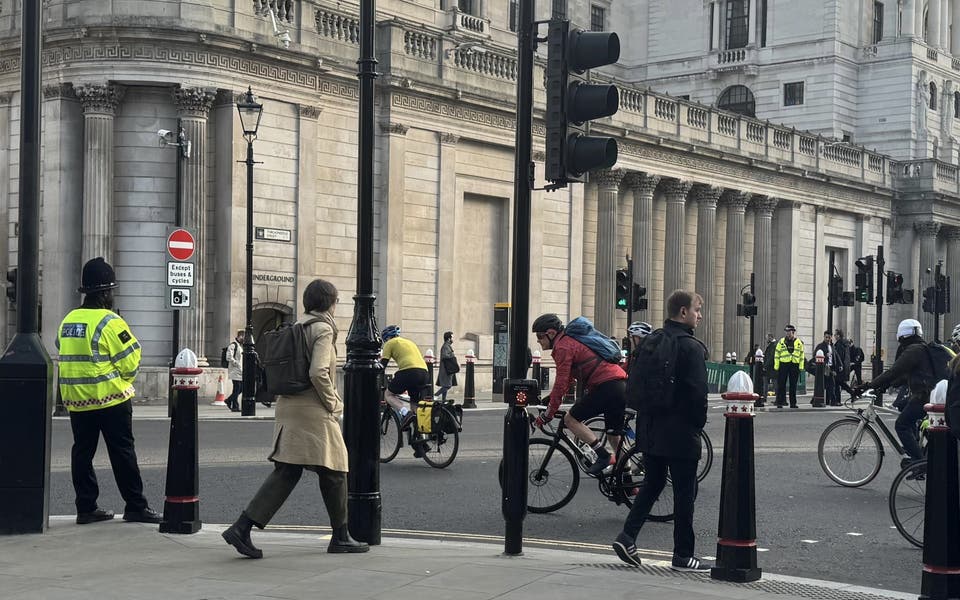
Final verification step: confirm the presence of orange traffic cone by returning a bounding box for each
[212,374,227,406]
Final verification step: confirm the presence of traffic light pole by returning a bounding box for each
[873,245,884,407]
[934,261,942,344]
[749,272,756,352]
[827,250,836,335]
[625,256,634,328]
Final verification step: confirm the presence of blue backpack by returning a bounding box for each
[564,317,622,364]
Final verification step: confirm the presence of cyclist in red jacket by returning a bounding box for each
[532,314,627,475]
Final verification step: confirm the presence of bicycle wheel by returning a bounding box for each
[697,430,713,483]
[818,418,883,487]
[611,445,675,522]
[379,406,402,464]
[526,439,580,513]
[420,406,460,469]
[889,461,925,549]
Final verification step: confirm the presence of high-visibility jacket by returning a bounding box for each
[57,308,141,412]
[774,337,805,371]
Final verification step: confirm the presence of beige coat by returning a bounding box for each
[268,310,348,472]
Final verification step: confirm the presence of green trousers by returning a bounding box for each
[245,461,348,528]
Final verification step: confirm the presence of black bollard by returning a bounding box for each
[160,349,202,534]
[919,393,960,599]
[424,349,435,401]
[463,349,477,409]
[811,350,825,408]
[711,389,762,582]
[752,350,765,407]
[54,383,68,417]
[540,366,550,392]
[502,379,536,555]
[531,351,541,390]
[565,379,576,404]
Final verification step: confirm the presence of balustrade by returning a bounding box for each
[315,8,359,44]
[404,31,437,60]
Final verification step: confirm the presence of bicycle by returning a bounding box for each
[888,458,926,548]
[379,398,461,469]
[817,389,925,487]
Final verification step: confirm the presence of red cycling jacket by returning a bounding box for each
[545,332,626,414]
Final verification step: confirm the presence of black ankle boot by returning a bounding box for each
[222,512,263,558]
[327,525,370,553]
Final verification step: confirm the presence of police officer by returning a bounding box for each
[774,324,805,408]
[57,257,161,525]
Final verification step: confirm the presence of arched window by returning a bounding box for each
[930,81,938,110]
[716,85,756,117]
[954,91,959,118]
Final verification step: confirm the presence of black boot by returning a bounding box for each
[327,525,370,553]
[222,512,263,558]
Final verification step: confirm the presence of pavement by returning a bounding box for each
[0,517,915,600]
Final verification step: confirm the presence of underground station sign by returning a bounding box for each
[166,227,196,309]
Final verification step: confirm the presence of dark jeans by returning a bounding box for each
[245,462,348,528]
[824,374,836,405]
[895,401,926,461]
[436,385,451,401]
[851,364,863,386]
[226,380,242,409]
[776,363,800,406]
[621,453,698,559]
[69,401,149,514]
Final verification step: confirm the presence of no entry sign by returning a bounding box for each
[167,229,195,261]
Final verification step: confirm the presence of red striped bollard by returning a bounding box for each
[919,380,960,599]
[423,348,435,401]
[752,349,765,407]
[811,350,826,408]
[462,349,476,409]
[711,371,761,583]
[160,348,202,534]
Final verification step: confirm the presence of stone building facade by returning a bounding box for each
[0,0,958,397]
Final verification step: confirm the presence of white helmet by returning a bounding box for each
[628,321,653,338]
[896,318,923,340]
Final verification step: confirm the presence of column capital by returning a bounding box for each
[0,92,11,105]
[214,88,236,107]
[173,87,216,119]
[915,220,942,237]
[720,189,751,211]
[944,226,960,242]
[691,183,722,207]
[592,168,626,189]
[380,122,409,136]
[532,150,545,162]
[661,178,692,200]
[749,194,779,216]
[43,82,76,100]
[439,131,460,145]
[75,83,125,115]
[299,104,322,119]
[623,171,660,195]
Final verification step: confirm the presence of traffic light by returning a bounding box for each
[886,272,903,304]
[740,291,757,317]
[922,285,936,314]
[545,19,620,185]
[615,268,629,311]
[5,267,15,304]
[631,283,647,311]
[830,275,843,308]
[854,256,874,303]
[937,274,950,314]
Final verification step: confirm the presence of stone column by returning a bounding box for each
[751,195,778,344]
[721,190,751,361]
[379,122,408,327]
[903,0,916,37]
[918,0,927,39]
[916,221,942,338]
[75,83,124,263]
[932,0,943,48]
[662,178,692,309]
[748,0,758,45]
[173,87,216,362]
[692,184,722,359]
[711,1,722,50]
[627,172,659,309]
[0,93,10,343]
[942,0,951,50]
[946,227,960,340]
[593,169,625,336]
[437,132,459,346]
[952,0,960,52]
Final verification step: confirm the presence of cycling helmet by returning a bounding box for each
[952,323,960,345]
[627,321,653,338]
[531,313,563,333]
[896,318,923,340]
[381,325,401,341]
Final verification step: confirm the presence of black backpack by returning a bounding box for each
[627,327,691,412]
[921,342,954,388]
[220,346,230,368]
[258,318,322,396]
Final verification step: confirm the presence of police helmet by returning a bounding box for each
[78,257,118,294]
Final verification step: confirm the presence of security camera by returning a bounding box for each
[277,30,291,49]
[157,129,175,147]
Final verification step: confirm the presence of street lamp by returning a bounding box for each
[236,87,263,417]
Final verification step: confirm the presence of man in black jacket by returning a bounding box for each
[855,319,932,467]
[833,329,851,406]
[612,289,709,572]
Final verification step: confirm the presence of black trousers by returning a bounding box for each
[245,462,348,528]
[776,364,800,406]
[69,401,149,514]
[226,380,242,409]
[621,453,698,559]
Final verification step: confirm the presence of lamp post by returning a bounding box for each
[236,87,263,417]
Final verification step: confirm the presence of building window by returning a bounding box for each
[783,82,804,106]
[717,85,756,117]
[552,0,566,19]
[954,91,960,118]
[458,0,475,15]
[709,3,715,49]
[760,0,768,47]
[590,5,605,31]
[930,82,938,110]
[509,0,518,31]
[873,2,884,44]
[725,0,749,49]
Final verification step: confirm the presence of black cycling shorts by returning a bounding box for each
[567,379,626,435]
[388,368,429,403]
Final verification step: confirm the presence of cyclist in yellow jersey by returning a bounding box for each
[380,325,431,456]
[56,258,161,525]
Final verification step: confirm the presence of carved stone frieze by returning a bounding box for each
[0,93,11,105]
[592,168,625,189]
[439,132,460,145]
[43,82,76,100]
[380,122,409,135]
[299,104,322,119]
[531,150,545,162]
[623,172,660,196]
[720,189,751,211]
[691,183,722,207]
[914,221,942,238]
[173,87,216,118]
[75,83,125,114]
[661,178,692,200]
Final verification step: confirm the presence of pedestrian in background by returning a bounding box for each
[762,333,777,397]
[849,343,865,386]
[222,279,368,558]
[833,329,851,406]
[813,331,836,406]
[774,325,805,408]
[613,290,710,572]
[57,257,161,525]
[225,329,243,412]
[435,330,459,402]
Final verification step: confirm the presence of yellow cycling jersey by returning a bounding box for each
[381,337,427,371]
[57,308,141,412]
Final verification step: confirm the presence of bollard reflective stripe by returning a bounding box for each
[165,496,199,503]
[718,538,757,547]
[723,392,756,418]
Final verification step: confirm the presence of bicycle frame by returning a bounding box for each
[848,395,905,456]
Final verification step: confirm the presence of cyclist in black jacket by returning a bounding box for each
[612,289,710,572]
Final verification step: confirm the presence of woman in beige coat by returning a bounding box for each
[222,279,368,558]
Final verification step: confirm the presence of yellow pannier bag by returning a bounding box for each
[416,400,433,434]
